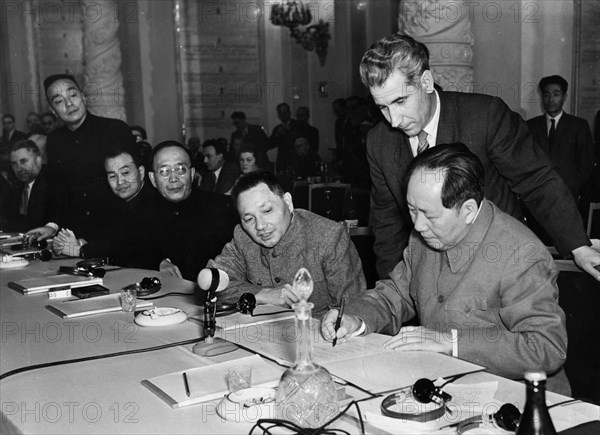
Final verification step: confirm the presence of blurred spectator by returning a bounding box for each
[269,102,302,174]
[1,114,28,182]
[199,139,240,194]
[340,96,371,190]
[26,112,43,136]
[130,125,147,143]
[239,144,268,175]
[40,112,58,135]
[296,106,320,152]
[332,98,347,161]
[230,111,269,162]
[292,136,322,179]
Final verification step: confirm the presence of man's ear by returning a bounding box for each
[190,166,196,180]
[283,192,294,213]
[462,199,479,224]
[420,70,435,93]
[149,171,157,188]
[139,166,145,180]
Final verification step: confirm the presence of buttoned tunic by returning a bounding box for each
[345,200,570,394]
[209,209,367,315]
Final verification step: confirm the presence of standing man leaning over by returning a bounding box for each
[322,144,570,395]
[361,34,600,280]
[27,74,135,240]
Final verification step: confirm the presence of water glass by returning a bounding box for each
[120,288,137,312]
[228,366,252,393]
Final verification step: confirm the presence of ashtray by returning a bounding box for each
[216,387,277,423]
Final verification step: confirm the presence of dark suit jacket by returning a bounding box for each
[367,91,589,277]
[231,124,269,159]
[199,161,240,195]
[527,114,594,198]
[1,167,51,232]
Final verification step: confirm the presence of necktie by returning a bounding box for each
[20,184,29,215]
[417,130,430,155]
[548,118,556,146]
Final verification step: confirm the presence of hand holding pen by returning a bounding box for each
[332,297,346,347]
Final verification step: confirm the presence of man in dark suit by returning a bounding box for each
[120,141,238,281]
[5,140,50,231]
[527,75,594,200]
[1,114,28,183]
[26,74,135,241]
[361,34,600,280]
[230,111,269,162]
[199,139,240,195]
[296,106,320,153]
[269,103,302,173]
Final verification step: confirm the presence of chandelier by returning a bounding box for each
[270,1,331,66]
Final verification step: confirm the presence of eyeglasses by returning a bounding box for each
[156,164,189,178]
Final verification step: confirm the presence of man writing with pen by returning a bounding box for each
[206,171,366,316]
[321,144,570,396]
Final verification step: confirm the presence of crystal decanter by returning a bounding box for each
[275,268,338,428]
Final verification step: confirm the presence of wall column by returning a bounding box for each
[398,0,474,92]
[82,0,126,120]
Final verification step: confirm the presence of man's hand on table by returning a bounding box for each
[383,326,453,355]
[572,242,600,281]
[159,259,183,279]
[26,225,56,241]
[256,284,297,307]
[321,309,362,345]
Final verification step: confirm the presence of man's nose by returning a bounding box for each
[255,216,266,231]
[388,106,404,129]
[413,212,428,232]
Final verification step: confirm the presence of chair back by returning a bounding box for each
[308,183,350,222]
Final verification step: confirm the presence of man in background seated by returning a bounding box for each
[322,144,570,395]
[199,139,240,195]
[296,106,319,153]
[3,140,50,231]
[1,114,28,184]
[292,135,322,179]
[52,142,159,258]
[208,171,366,315]
[120,141,238,281]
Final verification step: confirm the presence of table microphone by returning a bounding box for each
[193,268,237,357]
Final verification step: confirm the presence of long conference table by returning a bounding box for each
[1,258,599,434]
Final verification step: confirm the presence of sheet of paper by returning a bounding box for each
[443,382,499,417]
[142,354,284,408]
[216,305,295,331]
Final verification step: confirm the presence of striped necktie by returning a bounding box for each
[417,130,430,155]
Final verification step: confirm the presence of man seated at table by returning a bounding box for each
[119,141,238,281]
[52,141,159,258]
[207,171,366,315]
[321,143,570,395]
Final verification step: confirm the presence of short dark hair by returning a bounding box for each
[539,75,568,94]
[204,138,228,157]
[405,143,485,209]
[11,139,40,156]
[150,140,191,170]
[360,33,430,88]
[104,141,145,169]
[43,74,81,99]
[40,112,56,121]
[2,114,15,122]
[130,125,147,139]
[231,111,246,120]
[231,171,285,205]
[276,102,290,112]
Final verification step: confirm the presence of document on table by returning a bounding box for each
[142,354,284,408]
[216,305,295,331]
[224,318,484,393]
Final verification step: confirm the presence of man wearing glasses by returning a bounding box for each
[120,141,238,281]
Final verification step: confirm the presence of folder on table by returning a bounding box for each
[46,294,153,319]
[8,274,104,295]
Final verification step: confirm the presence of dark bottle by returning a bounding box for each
[515,371,557,435]
[343,189,358,229]
[323,190,335,221]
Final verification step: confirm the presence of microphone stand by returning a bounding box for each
[192,272,238,357]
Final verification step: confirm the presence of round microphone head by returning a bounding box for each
[197,268,230,292]
[494,403,521,432]
[39,249,53,262]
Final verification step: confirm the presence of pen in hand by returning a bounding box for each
[332,297,346,347]
[183,372,191,397]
